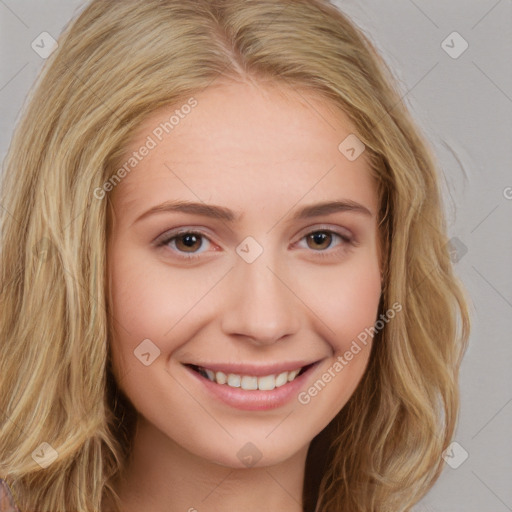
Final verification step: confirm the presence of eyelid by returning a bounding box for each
[153,226,218,247]
[154,229,217,261]
[293,223,355,244]
[154,224,354,245]
[154,223,357,260]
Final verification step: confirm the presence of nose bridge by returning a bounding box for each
[220,240,301,345]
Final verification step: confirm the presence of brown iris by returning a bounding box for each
[306,231,332,250]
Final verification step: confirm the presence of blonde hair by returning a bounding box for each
[0,0,470,510]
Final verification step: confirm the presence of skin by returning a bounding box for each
[106,79,382,512]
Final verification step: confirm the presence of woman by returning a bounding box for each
[0,0,470,510]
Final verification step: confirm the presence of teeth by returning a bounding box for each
[275,372,288,387]
[258,375,275,391]
[216,371,227,384]
[227,373,241,387]
[198,366,304,390]
[241,375,258,390]
[287,369,300,382]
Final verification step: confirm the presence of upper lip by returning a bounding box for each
[183,360,320,376]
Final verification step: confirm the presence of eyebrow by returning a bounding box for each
[132,199,373,225]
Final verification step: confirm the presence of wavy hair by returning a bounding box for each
[0,0,470,510]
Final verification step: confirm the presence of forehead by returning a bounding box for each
[110,81,377,220]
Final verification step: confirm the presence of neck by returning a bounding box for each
[112,415,308,512]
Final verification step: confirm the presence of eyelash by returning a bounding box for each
[155,227,356,261]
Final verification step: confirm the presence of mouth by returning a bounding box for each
[185,362,316,391]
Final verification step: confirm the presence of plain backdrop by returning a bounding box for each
[1,1,511,511]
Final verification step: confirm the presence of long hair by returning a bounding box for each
[0,1,470,510]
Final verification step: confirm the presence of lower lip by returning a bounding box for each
[184,363,320,411]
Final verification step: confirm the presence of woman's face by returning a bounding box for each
[107,80,382,468]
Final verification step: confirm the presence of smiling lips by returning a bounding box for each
[185,362,316,391]
[184,360,321,411]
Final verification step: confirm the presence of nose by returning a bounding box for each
[220,250,301,346]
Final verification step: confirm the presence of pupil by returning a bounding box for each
[183,235,196,246]
[179,234,199,251]
[310,232,330,250]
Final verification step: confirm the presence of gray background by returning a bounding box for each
[1,1,511,510]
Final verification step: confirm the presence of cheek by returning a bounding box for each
[107,242,173,378]
[107,241,221,390]
[299,252,382,353]
[294,255,381,419]
[108,242,190,340]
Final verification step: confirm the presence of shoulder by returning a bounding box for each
[0,479,21,512]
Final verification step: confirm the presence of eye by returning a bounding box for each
[295,228,354,257]
[155,229,213,260]
[155,226,356,261]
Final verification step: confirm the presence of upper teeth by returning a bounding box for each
[201,367,302,390]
